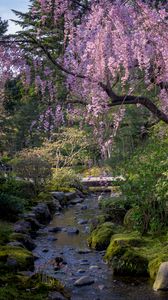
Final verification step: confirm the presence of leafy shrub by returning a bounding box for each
[49,168,82,191]
[11,150,52,193]
[82,166,112,177]
[98,196,130,225]
[119,123,168,234]
[0,192,25,221]
[0,177,35,199]
[99,196,130,210]
[26,128,92,168]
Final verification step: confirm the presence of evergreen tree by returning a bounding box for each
[0,17,8,36]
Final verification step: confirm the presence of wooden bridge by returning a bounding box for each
[81,176,125,190]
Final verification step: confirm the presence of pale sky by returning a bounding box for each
[0,0,30,34]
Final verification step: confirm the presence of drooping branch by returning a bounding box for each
[1,35,168,124]
[101,83,168,124]
[34,45,168,125]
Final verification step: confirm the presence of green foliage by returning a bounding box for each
[0,222,12,245]
[0,192,25,221]
[36,128,92,168]
[82,166,112,177]
[0,176,35,199]
[98,196,130,225]
[119,123,168,234]
[99,196,130,210]
[105,105,150,169]
[49,168,82,191]
[12,150,52,193]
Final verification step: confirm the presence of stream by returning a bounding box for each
[33,194,168,300]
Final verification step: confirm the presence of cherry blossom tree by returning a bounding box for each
[0,0,168,155]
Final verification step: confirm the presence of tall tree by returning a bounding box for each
[0,17,8,36]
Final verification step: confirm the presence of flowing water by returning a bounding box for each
[33,194,168,300]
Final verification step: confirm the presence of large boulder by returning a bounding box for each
[10,233,36,251]
[32,203,51,224]
[24,216,42,231]
[65,192,77,201]
[47,198,62,213]
[105,233,148,276]
[14,220,32,234]
[51,192,65,202]
[88,222,115,251]
[153,262,168,291]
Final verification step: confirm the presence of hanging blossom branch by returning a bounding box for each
[0,0,168,125]
[29,0,168,123]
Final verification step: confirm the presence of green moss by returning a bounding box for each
[105,232,148,276]
[88,222,115,250]
[0,287,47,300]
[10,233,25,241]
[0,246,34,271]
[104,231,168,279]
[97,215,109,225]
[0,273,70,300]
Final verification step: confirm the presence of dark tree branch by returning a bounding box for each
[102,83,168,124]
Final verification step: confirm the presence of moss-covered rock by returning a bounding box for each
[0,245,34,271]
[88,222,115,250]
[90,214,112,232]
[0,273,70,300]
[10,233,36,251]
[105,233,148,276]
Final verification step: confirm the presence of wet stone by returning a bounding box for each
[77,269,86,274]
[80,205,88,210]
[51,192,65,202]
[49,227,62,233]
[47,237,58,242]
[67,227,79,235]
[78,219,88,225]
[48,291,67,300]
[70,198,84,205]
[42,249,49,253]
[89,265,99,270]
[65,192,77,201]
[80,262,90,266]
[74,276,95,287]
[14,220,32,234]
[80,259,88,263]
[77,249,92,254]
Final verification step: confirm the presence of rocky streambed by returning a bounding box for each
[32,193,168,300]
